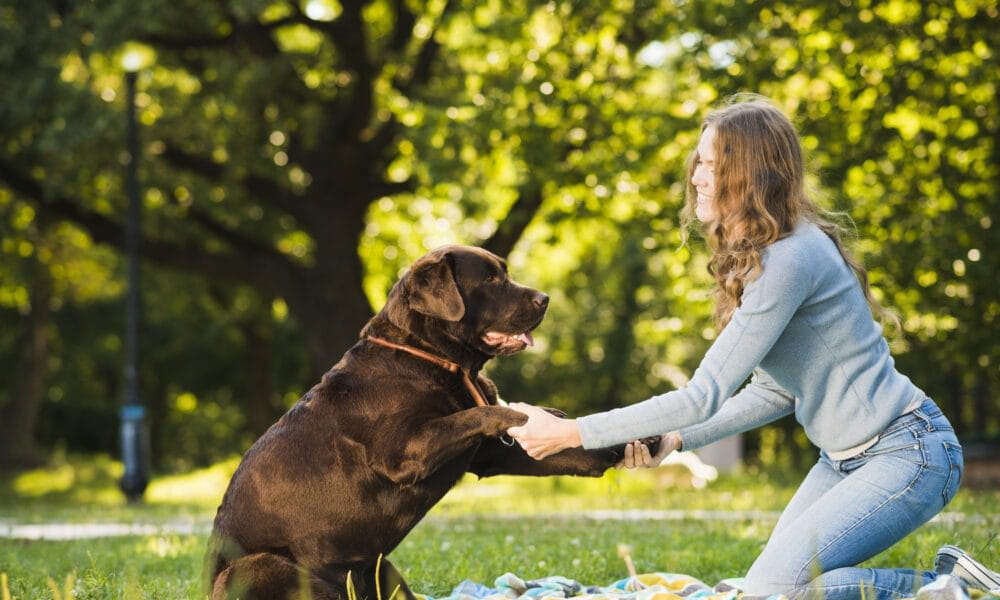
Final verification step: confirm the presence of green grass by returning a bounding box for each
[2,454,999,599]
[1,535,203,599]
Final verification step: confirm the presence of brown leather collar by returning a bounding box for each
[366,336,488,407]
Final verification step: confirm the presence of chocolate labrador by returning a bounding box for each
[205,245,657,599]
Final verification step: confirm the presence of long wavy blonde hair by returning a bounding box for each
[680,95,897,331]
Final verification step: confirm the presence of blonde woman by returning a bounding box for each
[507,97,998,599]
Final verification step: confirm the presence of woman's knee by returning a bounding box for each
[743,555,815,597]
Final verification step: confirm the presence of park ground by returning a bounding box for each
[1,454,999,599]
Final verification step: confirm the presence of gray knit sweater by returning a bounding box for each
[577,221,925,454]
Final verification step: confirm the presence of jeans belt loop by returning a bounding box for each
[913,407,933,432]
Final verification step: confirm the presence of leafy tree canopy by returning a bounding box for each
[0,0,996,468]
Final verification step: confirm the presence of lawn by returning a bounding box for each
[2,454,998,599]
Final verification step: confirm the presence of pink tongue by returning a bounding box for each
[517,332,535,347]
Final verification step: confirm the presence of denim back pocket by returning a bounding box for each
[941,441,964,507]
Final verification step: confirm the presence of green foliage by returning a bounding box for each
[0,0,997,467]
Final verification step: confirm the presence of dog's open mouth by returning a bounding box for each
[482,330,535,353]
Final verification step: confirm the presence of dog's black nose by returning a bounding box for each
[532,292,549,308]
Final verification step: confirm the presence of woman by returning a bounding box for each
[506,96,998,599]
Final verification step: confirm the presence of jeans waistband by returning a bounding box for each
[885,397,946,436]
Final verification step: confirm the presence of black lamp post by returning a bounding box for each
[119,56,151,502]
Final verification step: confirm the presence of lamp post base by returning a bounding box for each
[119,403,150,502]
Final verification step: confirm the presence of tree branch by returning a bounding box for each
[393,0,455,97]
[159,144,311,224]
[481,183,545,259]
[388,0,417,52]
[140,13,292,57]
[0,158,302,291]
[358,0,456,167]
[480,135,581,258]
[367,178,415,200]
[171,194,286,260]
[160,144,224,179]
[363,115,400,161]
[138,31,235,50]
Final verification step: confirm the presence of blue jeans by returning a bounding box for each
[743,398,964,600]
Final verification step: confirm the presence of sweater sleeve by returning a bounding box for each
[678,368,795,451]
[576,244,813,449]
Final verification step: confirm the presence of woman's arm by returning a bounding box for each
[506,369,795,459]
[574,247,813,450]
[678,368,795,451]
[509,244,814,457]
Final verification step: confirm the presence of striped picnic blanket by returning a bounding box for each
[422,572,774,600]
[422,572,999,600]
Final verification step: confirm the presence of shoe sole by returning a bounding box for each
[937,545,1000,592]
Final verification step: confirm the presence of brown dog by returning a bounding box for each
[205,245,656,599]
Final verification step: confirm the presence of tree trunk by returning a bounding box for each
[287,186,375,379]
[973,373,989,437]
[147,378,167,470]
[241,322,277,436]
[600,236,645,411]
[0,258,51,469]
[947,367,966,437]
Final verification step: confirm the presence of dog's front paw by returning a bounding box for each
[605,436,662,463]
[639,435,661,456]
[494,407,528,433]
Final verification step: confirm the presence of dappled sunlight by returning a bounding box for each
[0,454,879,520]
[4,454,125,506]
[137,534,202,559]
[431,463,794,516]
[144,457,238,507]
[12,463,76,497]
[0,454,238,519]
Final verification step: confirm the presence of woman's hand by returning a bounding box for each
[616,432,683,469]
[506,402,582,460]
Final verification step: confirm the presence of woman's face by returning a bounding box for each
[691,126,717,223]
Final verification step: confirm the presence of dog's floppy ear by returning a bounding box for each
[406,252,465,321]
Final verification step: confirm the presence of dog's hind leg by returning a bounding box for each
[211,553,342,600]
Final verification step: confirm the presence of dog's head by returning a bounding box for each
[382,245,548,356]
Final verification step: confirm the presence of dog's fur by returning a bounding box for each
[205,245,655,599]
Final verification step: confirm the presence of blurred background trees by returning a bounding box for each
[0,0,996,472]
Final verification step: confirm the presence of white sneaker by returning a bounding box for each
[917,574,969,600]
[934,545,1000,593]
